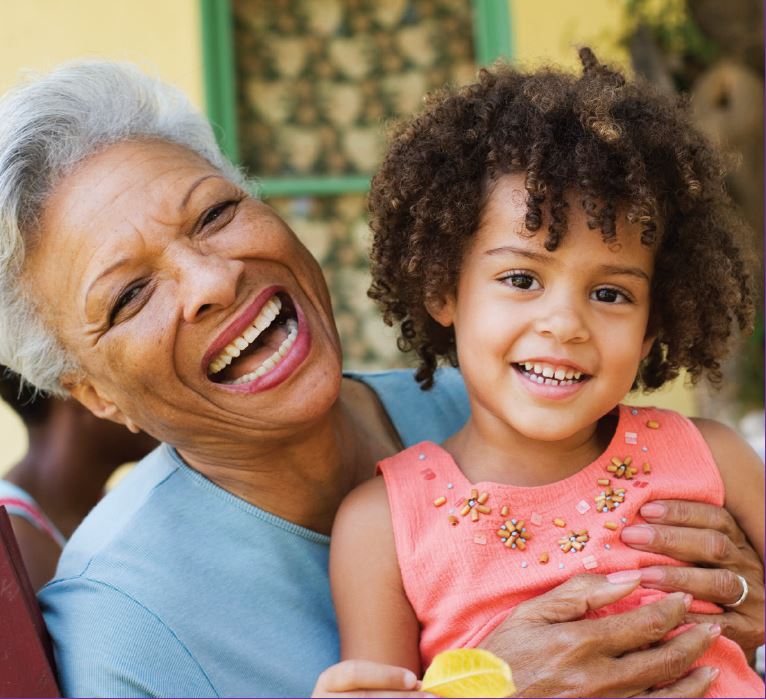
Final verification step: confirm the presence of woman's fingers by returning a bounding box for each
[639,500,746,546]
[637,666,719,698]
[508,572,641,625]
[615,623,720,693]
[312,660,422,697]
[621,524,739,565]
[685,612,765,657]
[589,591,690,656]
[638,565,747,605]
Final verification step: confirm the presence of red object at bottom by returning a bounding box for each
[0,506,59,697]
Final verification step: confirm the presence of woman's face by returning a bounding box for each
[24,140,343,454]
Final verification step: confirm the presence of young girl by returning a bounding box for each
[330,49,764,697]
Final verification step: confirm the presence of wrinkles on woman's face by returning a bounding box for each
[24,140,343,453]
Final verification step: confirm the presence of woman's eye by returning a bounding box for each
[201,201,235,229]
[502,272,540,290]
[592,287,629,303]
[109,284,144,325]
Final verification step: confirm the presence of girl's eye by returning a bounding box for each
[502,272,541,291]
[109,283,145,326]
[592,287,629,304]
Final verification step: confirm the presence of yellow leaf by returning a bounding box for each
[421,648,515,698]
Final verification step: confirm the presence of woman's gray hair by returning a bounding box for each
[0,60,246,396]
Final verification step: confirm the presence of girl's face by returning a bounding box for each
[431,173,656,444]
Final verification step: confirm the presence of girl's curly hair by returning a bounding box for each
[368,48,757,390]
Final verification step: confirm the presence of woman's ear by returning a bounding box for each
[65,378,141,434]
[425,293,456,328]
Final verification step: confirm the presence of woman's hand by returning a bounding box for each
[480,573,721,697]
[312,660,432,698]
[624,500,764,659]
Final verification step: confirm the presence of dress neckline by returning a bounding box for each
[424,404,629,498]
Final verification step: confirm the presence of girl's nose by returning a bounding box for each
[533,303,590,344]
[176,247,246,323]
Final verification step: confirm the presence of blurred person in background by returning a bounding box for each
[0,368,156,589]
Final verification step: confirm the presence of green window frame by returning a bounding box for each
[200,0,513,197]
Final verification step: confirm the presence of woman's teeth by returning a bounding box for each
[207,295,293,378]
[222,318,298,385]
[517,362,583,386]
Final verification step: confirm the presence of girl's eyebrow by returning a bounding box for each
[597,264,651,282]
[483,245,650,282]
[483,245,551,262]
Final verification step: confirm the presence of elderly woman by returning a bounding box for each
[0,62,761,698]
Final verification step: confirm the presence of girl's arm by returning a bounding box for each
[330,475,422,675]
[692,417,765,563]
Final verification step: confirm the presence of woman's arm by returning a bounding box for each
[330,476,422,674]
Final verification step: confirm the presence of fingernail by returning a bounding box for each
[683,593,693,609]
[621,525,654,545]
[708,624,721,638]
[639,566,664,584]
[404,671,419,688]
[607,570,642,584]
[640,502,666,519]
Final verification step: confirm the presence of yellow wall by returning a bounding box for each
[0,0,203,473]
[0,0,203,105]
[510,0,630,72]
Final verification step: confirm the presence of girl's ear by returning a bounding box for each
[640,332,657,360]
[65,378,141,434]
[425,294,456,328]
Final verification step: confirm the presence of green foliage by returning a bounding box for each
[738,308,765,410]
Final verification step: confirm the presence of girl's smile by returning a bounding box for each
[512,357,589,399]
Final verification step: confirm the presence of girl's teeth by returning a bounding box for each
[234,337,249,351]
[517,362,585,386]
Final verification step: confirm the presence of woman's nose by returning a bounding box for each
[176,249,246,323]
[533,303,590,344]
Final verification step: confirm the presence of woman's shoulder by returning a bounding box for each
[345,368,469,446]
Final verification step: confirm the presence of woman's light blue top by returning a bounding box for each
[39,369,468,697]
